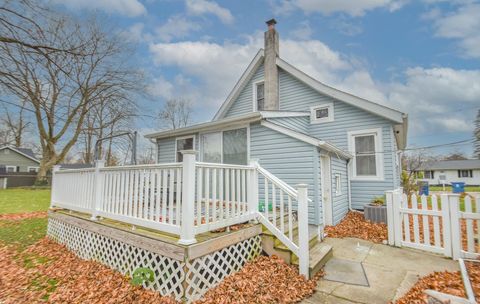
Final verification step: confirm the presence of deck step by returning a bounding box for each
[292,242,333,278]
[273,224,318,251]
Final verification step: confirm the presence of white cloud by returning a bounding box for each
[273,0,407,17]
[185,0,234,24]
[148,32,478,136]
[52,0,146,17]
[155,15,200,42]
[429,3,480,58]
[120,23,154,43]
[147,76,175,99]
[289,21,313,40]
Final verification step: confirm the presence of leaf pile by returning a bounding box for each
[0,237,177,303]
[395,261,480,303]
[0,211,47,221]
[195,255,322,304]
[324,211,388,243]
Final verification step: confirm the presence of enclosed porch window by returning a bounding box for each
[200,127,248,165]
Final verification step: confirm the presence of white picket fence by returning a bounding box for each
[386,189,480,260]
[51,150,312,278]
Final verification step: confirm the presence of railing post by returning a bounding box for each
[178,150,197,245]
[448,194,461,260]
[297,184,310,279]
[385,190,395,246]
[440,194,452,258]
[91,160,105,221]
[248,160,259,216]
[50,165,61,208]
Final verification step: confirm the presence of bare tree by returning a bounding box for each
[443,152,468,161]
[0,7,142,182]
[1,99,30,147]
[401,151,437,194]
[159,98,193,130]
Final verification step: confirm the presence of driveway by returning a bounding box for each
[302,237,459,304]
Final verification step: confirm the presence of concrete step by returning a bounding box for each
[292,242,333,278]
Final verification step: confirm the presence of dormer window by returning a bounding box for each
[310,103,334,123]
[254,81,265,111]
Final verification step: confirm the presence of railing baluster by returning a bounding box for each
[175,168,182,225]
[272,184,276,228]
[288,195,293,240]
[219,169,224,221]
[161,169,168,223]
[241,169,246,215]
[280,190,285,233]
[205,168,210,224]
[149,170,155,221]
[212,168,217,223]
[168,168,174,224]
[225,168,230,222]
[197,167,203,225]
[236,169,240,217]
[265,177,269,219]
[155,169,161,221]
[138,170,145,219]
[465,196,474,252]
[231,169,236,219]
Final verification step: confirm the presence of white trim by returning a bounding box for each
[0,146,40,163]
[145,112,262,139]
[214,49,264,120]
[260,121,352,159]
[320,155,333,226]
[348,128,384,181]
[334,173,342,196]
[27,166,39,173]
[276,58,405,124]
[252,80,265,111]
[6,165,17,173]
[310,103,334,124]
[175,135,195,162]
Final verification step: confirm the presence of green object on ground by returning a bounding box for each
[258,200,273,212]
[0,188,51,214]
[131,267,155,286]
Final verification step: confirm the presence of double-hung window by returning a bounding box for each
[424,170,434,179]
[201,127,248,165]
[458,170,473,178]
[348,128,383,180]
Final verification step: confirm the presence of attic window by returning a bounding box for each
[254,81,265,111]
[310,103,334,123]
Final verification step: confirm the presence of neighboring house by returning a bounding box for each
[0,145,40,173]
[146,20,408,227]
[416,159,480,186]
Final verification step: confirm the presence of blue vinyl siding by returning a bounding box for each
[330,156,349,224]
[277,67,398,210]
[250,123,319,224]
[265,116,309,133]
[224,63,264,118]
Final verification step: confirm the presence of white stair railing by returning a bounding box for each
[255,164,310,278]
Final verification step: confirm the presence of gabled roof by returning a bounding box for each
[0,146,40,163]
[213,50,407,125]
[420,159,480,170]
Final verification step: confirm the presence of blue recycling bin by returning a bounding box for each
[451,182,465,193]
[418,181,429,195]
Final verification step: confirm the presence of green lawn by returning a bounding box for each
[429,185,480,192]
[0,188,51,214]
[0,218,48,250]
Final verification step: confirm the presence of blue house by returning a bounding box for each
[146,20,408,229]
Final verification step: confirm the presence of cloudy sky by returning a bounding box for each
[53,0,480,156]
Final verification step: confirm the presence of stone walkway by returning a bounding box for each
[302,237,459,304]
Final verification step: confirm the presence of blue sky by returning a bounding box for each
[52,0,480,156]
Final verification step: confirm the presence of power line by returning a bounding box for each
[355,139,474,155]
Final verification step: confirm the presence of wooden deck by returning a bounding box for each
[49,209,262,261]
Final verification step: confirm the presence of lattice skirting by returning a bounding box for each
[47,217,262,302]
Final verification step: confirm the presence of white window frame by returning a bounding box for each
[28,166,39,173]
[334,174,342,196]
[175,135,195,162]
[6,165,17,173]
[310,103,334,124]
[199,125,250,164]
[348,128,384,181]
[252,80,265,111]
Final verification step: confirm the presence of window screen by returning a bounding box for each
[223,128,247,165]
[354,135,376,176]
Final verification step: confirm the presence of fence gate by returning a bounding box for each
[386,190,480,260]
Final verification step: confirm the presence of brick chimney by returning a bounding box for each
[264,19,279,110]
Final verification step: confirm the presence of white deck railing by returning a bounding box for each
[51,150,311,278]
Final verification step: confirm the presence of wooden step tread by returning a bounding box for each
[292,243,333,277]
[272,225,318,251]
